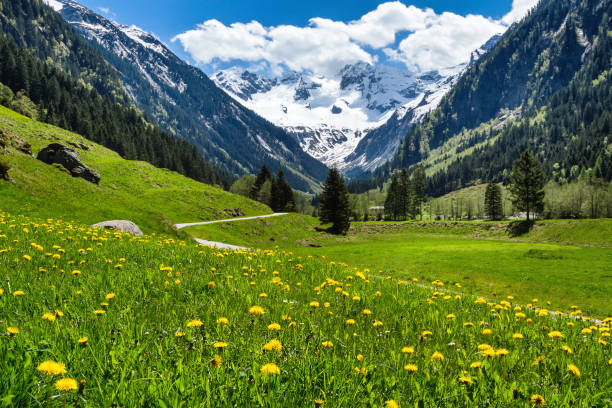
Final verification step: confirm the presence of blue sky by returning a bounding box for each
[75,0,537,75]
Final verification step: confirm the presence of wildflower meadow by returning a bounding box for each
[0,210,610,407]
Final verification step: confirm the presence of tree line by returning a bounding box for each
[383,167,426,221]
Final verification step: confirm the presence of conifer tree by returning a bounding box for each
[484,182,503,220]
[384,176,400,220]
[319,167,351,235]
[250,164,272,200]
[509,150,545,221]
[412,166,426,220]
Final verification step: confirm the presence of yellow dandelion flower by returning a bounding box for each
[581,328,592,335]
[213,341,228,349]
[362,309,372,315]
[483,349,496,358]
[401,346,414,354]
[12,290,25,296]
[263,339,283,353]
[54,378,78,392]
[533,356,545,366]
[373,320,383,327]
[548,331,563,338]
[478,344,492,351]
[513,333,524,339]
[249,305,265,316]
[260,363,280,376]
[37,361,67,376]
[309,301,320,308]
[42,313,56,322]
[470,361,482,369]
[93,310,106,316]
[105,293,116,300]
[482,328,492,335]
[421,330,433,337]
[458,376,473,385]
[211,354,222,368]
[446,314,456,319]
[322,341,334,348]
[288,321,297,328]
[7,327,19,335]
[530,394,546,407]
[431,352,444,361]
[71,270,81,276]
[175,331,185,337]
[356,354,364,362]
[385,400,399,408]
[78,337,88,345]
[187,319,203,328]
[346,319,356,325]
[568,364,581,377]
[495,348,510,356]
[259,292,267,298]
[267,323,281,331]
[562,345,572,354]
[23,255,31,261]
[216,317,229,325]
[463,322,474,327]
[404,364,418,373]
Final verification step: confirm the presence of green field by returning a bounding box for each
[0,106,270,234]
[1,210,610,407]
[185,216,612,317]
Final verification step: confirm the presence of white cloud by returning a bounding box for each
[502,0,540,25]
[173,1,539,75]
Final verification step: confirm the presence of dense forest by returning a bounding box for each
[350,0,611,197]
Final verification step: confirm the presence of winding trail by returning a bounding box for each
[174,213,288,251]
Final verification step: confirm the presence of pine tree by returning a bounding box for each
[399,169,410,220]
[484,182,503,220]
[412,166,426,220]
[319,167,351,235]
[509,151,545,221]
[251,164,272,200]
[384,176,400,220]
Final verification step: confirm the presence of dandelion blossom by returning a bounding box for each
[482,328,492,335]
[513,333,524,339]
[263,339,283,353]
[562,345,572,354]
[211,354,222,368]
[345,319,356,325]
[362,309,372,315]
[431,352,444,361]
[309,301,320,308]
[7,327,19,335]
[260,363,280,376]
[548,331,563,338]
[470,361,482,369]
[530,394,546,407]
[37,361,67,376]
[568,364,581,377]
[401,346,414,354]
[93,310,106,316]
[105,293,116,300]
[373,320,383,327]
[385,400,399,408]
[213,341,228,349]
[458,376,473,385]
[12,290,25,296]
[404,364,418,373]
[216,317,229,325]
[54,378,78,392]
[322,341,334,348]
[42,313,56,322]
[187,319,203,328]
[249,305,265,316]
[267,323,281,331]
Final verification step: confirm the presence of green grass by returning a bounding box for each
[185,216,612,316]
[0,106,270,234]
[1,211,610,407]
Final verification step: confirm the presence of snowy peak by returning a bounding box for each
[212,67,277,101]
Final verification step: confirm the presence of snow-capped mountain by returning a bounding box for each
[43,0,328,191]
[213,36,501,174]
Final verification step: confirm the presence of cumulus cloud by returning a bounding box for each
[173,1,539,75]
[502,0,540,25]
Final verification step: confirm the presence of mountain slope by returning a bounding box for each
[50,0,327,191]
[358,0,611,194]
[0,105,269,233]
[213,63,462,173]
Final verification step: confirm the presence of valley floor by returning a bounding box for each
[185,216,612,317]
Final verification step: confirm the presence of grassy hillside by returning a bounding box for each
[185,216,612,316]
[0,106,270,233]
[1,211,610,407]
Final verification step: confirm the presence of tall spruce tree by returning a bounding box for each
[250,165,272,200]
[412,166,426,220]
[484,182,503,220]
[509,151,545,221]
[399,169,411,220]
[384,176,400,220]
[319,167,351,235]
[271,169,295,212]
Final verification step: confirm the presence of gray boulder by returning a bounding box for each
[91,220,143,236]
[37,143,100,184]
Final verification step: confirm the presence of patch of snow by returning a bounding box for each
[42,0,64,11]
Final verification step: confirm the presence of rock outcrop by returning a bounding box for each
[91,220,143,236]
[37,143,100,184]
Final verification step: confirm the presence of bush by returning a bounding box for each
[0,159,10,179]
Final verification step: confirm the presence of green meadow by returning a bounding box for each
[185,216,612,317]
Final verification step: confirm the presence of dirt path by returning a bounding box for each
[174,212,288,250]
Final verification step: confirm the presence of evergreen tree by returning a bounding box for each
[250,165,272,200]
[412,166,426,219]
[509,150,545,221]
[484,182,503,220]
[399,169,411,220]
[270,169,295,212]
[384,176,400,220]
[319,167,351,235]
